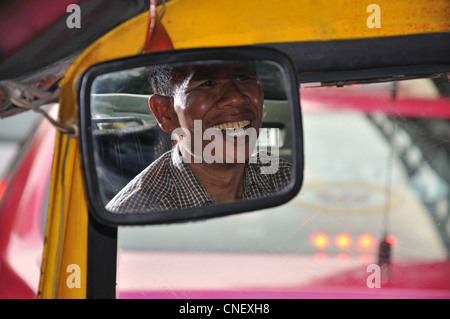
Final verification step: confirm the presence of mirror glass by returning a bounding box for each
[86,57,298,215]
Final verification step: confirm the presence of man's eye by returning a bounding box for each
[236,74,254,81]
[199,80,215,87]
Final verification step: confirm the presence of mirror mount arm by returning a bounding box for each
[142,0,174,53]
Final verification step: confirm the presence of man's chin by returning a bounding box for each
[220,143,255,164]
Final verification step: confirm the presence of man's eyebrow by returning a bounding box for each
[190,69,215,81]
[236,68,257,77]
[234,64,256,72]
[190,65,256,81]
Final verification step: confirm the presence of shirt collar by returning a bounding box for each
[169,144,213,207]
[169,145,273,204]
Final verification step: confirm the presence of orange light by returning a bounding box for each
[335,233,352,249]
[358,234,374,250]
[312,232,329,249]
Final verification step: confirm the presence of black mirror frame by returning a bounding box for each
[78,46,304,226]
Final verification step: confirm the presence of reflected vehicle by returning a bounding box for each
[115,74,450,298]
[0,105,56,298]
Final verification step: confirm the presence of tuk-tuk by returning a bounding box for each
[0,0,449,300]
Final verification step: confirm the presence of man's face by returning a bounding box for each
[171,61,264,164]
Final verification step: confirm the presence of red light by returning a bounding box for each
[385,234,397,247]
[312,232,329,249]
[335,233,352,249]
[358,234,374,250]
[0,179,6,202]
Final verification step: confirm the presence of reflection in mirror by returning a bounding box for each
[89,60,294,213]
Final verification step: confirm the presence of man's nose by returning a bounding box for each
[216,80,250,109]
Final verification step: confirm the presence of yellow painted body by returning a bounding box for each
[162,0,449,47]
[38,0,450,298]
[38,14,148,299]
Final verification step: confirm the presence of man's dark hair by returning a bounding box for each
[147,65,175,96]
[148,61,260,97]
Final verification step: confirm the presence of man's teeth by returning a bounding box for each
[212,120,250,131]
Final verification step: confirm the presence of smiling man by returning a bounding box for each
[106,60,291,212]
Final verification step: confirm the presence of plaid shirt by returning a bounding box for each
[106,145,291,213]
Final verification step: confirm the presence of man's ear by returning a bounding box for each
[149,94,178,133]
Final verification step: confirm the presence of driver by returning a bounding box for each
[106,61,291,212]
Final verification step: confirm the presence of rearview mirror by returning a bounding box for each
[78,47,303,225]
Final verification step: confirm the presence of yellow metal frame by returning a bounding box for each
[38,0,450,298]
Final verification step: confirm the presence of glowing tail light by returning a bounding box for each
[311,232,394,258]
[311,232,329,249]
[358,234,374,250]
[335,233,352,249]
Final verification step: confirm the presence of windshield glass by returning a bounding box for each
[116,74,450,298]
